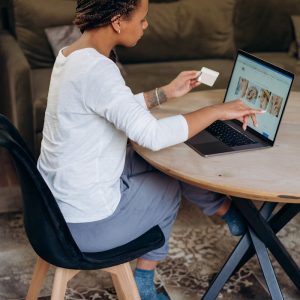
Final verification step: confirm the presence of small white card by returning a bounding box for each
[197,67,220,87]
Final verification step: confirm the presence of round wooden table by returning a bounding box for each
[132,89,300,203]
[132,89,300,300]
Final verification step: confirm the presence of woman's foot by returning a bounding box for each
[221,203,247,236]
[134,268,169,300]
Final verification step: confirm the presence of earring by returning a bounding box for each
[118,29,121,34]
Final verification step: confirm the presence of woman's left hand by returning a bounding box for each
[162,71,201,99]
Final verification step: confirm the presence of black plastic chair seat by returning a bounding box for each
[81,225,164,270]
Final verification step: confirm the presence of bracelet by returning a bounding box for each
[155,88,161,107]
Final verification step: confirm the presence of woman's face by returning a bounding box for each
[246,87,257,100]
[260,93,268,103]
[273,97,281,112]
[119,0,149,47]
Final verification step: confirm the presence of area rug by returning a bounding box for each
[0,200,299,300]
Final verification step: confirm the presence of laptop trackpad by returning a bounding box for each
[193,142,232,156]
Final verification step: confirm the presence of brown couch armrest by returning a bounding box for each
[0,30,34,152]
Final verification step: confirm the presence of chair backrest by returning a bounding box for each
[0,124,83,268]
[0,114,34,161]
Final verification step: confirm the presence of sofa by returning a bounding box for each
[0,0,300,156]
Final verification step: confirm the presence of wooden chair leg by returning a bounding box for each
[51,268,80,300]
[26,256,50,300]
[103,263,141,300]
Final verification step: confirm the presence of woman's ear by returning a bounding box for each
[111,15,121,34]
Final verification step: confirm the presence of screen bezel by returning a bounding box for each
[223,49,294,146]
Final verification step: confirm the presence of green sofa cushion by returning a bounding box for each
[117,0,236,63]
[234,0,300,52]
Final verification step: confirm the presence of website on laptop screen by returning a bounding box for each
[224,53,293,141]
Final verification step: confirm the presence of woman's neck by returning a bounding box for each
[65,27,117,58]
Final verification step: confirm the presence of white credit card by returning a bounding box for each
[197,67,220,87]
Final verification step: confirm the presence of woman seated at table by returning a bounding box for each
[37,0,264,299]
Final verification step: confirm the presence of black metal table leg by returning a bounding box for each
[202,202,300,300]
[249,228,283,299]
[201,232,252,300]
[268,204,300,233]
[201,202,276,300]
[233,198,300,290]
[233,203,300,276]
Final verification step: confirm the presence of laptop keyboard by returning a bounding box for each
[206,121,257,147]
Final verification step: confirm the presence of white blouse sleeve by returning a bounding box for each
[83,59,188,151]
[134,93,148,109]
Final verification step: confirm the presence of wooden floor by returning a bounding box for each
[0,148,22,213]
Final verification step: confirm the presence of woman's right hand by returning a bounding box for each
[184,99,265,139]
[215,99,265,130]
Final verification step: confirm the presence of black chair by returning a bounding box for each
[0,114,35,161]
[0,117,165,300]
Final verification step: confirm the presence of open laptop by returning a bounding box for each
[186,50,294,157]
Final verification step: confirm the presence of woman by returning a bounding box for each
[246,85,258,103]
[268,94,282,117]
[38,0,263,299]
[259,89,271,110]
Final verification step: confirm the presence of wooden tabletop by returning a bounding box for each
[132,90,300,203]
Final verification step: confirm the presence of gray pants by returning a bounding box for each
[67,146,226,261]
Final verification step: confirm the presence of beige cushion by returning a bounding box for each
[13,0,76,68]
[117,0,236,63]
[235,0,300,52]
[45,25,81,57]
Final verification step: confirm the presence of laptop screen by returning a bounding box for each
[224,51,294,142]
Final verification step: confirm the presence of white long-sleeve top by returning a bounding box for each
[37,48,188,223]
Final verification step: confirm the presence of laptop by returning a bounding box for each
[186,50,294,157]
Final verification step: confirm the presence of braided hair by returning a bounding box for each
[74,0,140,32]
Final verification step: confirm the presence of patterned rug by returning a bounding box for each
[0,199,299,300]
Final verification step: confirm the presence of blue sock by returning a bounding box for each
[134,268,169,300]
[222,204,247,236]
